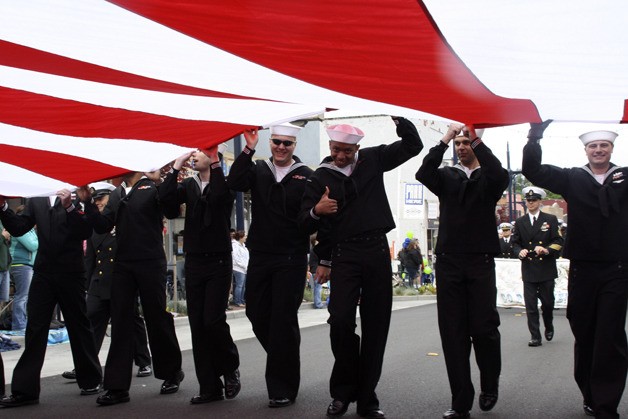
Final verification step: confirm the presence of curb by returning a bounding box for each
[4,295,437,345]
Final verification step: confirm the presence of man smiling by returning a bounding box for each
[523,122,628,418]
[300,117,423,418]
[227,123,312,409]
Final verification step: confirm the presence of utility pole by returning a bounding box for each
[506,141,521,221]
[232,134,245,231]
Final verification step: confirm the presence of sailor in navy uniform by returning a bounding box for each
[416,124,508,419]
[498,223,516,258]
[227,123,312,408]
[511,186,563,347]
[84,183,152,376]
[300,118,422,418]
[523,123,628,418]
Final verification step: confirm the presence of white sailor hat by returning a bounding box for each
[522,186,546,200]
[217,143,228,156]
[270,123,302,138]
[499,222,513,230]
[579,130,618,146]
[89,181,116,198]
[326,124,364,145]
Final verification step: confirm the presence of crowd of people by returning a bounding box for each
[0,118,625,419]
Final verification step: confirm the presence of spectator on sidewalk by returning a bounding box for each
[308,235,325,309]
[403,239,423,288]
[7,206,37,333]
[231,230,249,308]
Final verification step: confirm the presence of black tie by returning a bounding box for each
[533,216,537,225]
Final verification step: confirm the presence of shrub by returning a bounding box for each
[303,287,313,302]
[167,300,188,315]
[418,284,436,295]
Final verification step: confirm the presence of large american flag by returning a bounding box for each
[1,1,626,196]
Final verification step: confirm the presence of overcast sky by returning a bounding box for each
[481,122,628,171]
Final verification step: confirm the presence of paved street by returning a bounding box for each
[1,297,627,418]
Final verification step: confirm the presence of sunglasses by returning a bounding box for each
[271,138,296,147]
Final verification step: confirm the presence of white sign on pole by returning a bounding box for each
[405,183,423,205]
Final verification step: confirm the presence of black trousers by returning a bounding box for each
[523,279,554,341]
[328,235,392,413]
[435,254,501,412]
[104,259,181,391]
[567,260,628,419]
[11,271,102,397]
[185,253,240,395]
[86,293,151,368]
[245,251,307,400]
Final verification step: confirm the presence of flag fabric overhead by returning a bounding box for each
[0,0,627,196]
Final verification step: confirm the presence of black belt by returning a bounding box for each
[342,230,386,243]
[187,251,230,258]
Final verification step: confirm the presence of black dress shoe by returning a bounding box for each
[545,328,554,341]
[160,370,185,394]
[190,393,224,404]
[80,383,103,396]
[479,391,498,411]
[268,397,294,408]
[0,394,39,408]
[583,403,595,416]
[224,369,241,399]
[528,339,542,347]
[358,408,386,418]
[136,365,152,377]
[96,390,130,406]
[62,369,76,380]
[442,409,470,419]
[326,399,349,416]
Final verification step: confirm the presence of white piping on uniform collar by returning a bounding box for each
[580,163,618,184]
[319,152,359,175]
[453,163,480,179]
[264,159,306,181]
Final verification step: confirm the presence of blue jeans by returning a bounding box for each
[11,265,33,330]
[0,270,9,302]
[309,275,325,308]
[405,267,418,287]
[233,271,246,305]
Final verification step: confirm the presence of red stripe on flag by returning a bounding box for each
[110,0,540,126]
[0,86,250,146]
[0,39,257,100]
[0,144,129,185]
